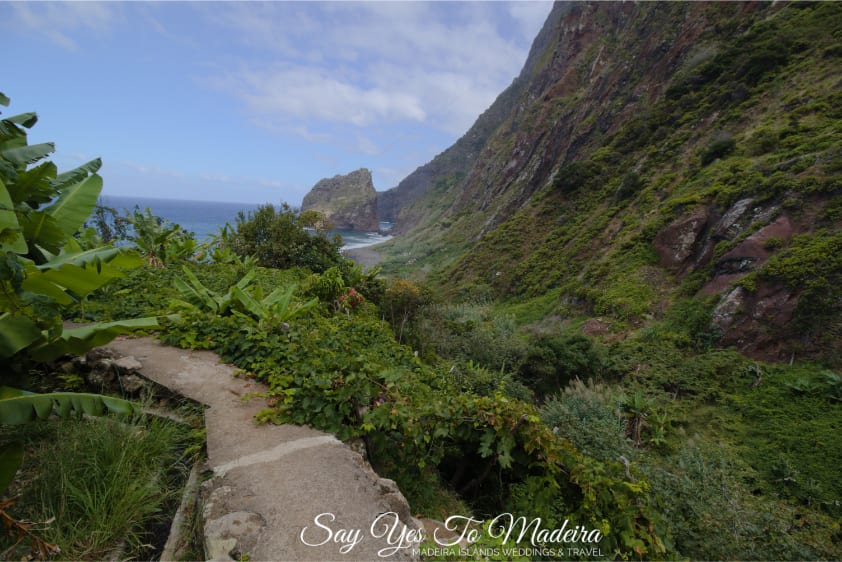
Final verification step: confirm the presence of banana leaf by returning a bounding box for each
[0,386,135,425]
[28,317,160,362]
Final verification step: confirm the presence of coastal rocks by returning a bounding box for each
[302,168,380,232]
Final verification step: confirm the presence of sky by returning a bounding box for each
[2,1,553,206]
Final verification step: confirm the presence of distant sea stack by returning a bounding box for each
[301,168,379,232]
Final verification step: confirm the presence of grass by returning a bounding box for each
[1,412,192,560]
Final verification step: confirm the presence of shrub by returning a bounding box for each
[381,279,430,344]
[700,134,736,166]
[227,203,343,273]
[408,302,525,372]
[518,333,608,399]
[161,300,668,559]
[553,161,603,193]
[642,443,836,561]
[541,378,631,462]
[615,171,646,201]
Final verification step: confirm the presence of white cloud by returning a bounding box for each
[231,66,426,127]
[4,2,119,50]
[201,2,540,137]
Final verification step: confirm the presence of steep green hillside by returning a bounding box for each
[380,1,842,363]
[376,2,574,229]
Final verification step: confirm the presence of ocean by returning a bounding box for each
[98,195,392,250]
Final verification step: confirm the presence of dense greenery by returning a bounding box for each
[224,203,344,272]
[377,2,842,363]
[155,273,668,559]
[364,19,842,558]
[5,3,842,560]
[67,254,837,560]
[0,94,189,559]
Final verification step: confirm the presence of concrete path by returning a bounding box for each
[105,337,420,562]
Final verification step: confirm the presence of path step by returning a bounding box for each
[105,337,421,561]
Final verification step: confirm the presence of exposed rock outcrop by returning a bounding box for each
[654,208,710,273]
[302,169,379,232]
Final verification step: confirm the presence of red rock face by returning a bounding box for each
[713,283,801,362]
[653,208,710,272]
[651,196,813,359]
[717,216,794,272]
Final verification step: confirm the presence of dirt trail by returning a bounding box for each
[105,337,419,562]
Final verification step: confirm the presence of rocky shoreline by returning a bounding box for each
[343,246,384,268]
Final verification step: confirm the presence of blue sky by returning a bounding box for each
[2,1,552,206]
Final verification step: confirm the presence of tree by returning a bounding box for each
[228,203,344,273]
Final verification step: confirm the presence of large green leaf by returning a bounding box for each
[46,172,103,239]
[0,93,9,107]
[2,142,54,167]
[21,246,144,304]
[37,245,142,271]
[0,121,23,146]
[19,272,77,305]
[175,266,221,312]
[0,178,26,253]
[230,285,264,318]
[0,386,136,425]
[28,317,160,361]
[5,112,38,129]
[9,160,57,205]
[0,314,42,357]
[20,210,66,255]
[0,441,23,494]
[22,263,122,301]
[51,158,102,192]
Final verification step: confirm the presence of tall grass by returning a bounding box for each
[4,414,187,560]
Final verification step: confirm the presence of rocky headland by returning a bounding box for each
[301,168,379,232]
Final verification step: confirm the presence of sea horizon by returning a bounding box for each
[98,194,392,249]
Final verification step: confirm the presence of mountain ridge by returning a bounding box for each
[378,0,842,364]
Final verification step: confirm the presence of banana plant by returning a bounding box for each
[0,92,158,366]
[0,385,135,425]
[0,93,159,556]
[126,207,196,267]
[230,283,319,327]
[173,265,318,327]
[172,265,256,315]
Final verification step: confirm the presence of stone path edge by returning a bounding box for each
[103,336,422,562]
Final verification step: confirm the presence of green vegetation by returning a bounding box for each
[124,207,197,268]
[365,5,842,559]
[4,2,842,560]
[0,95,157,370]
[1,412,192,560]
[0,94,194,559]
[225,203,344,272]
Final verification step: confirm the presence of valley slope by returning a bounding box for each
[379,1,842,364]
